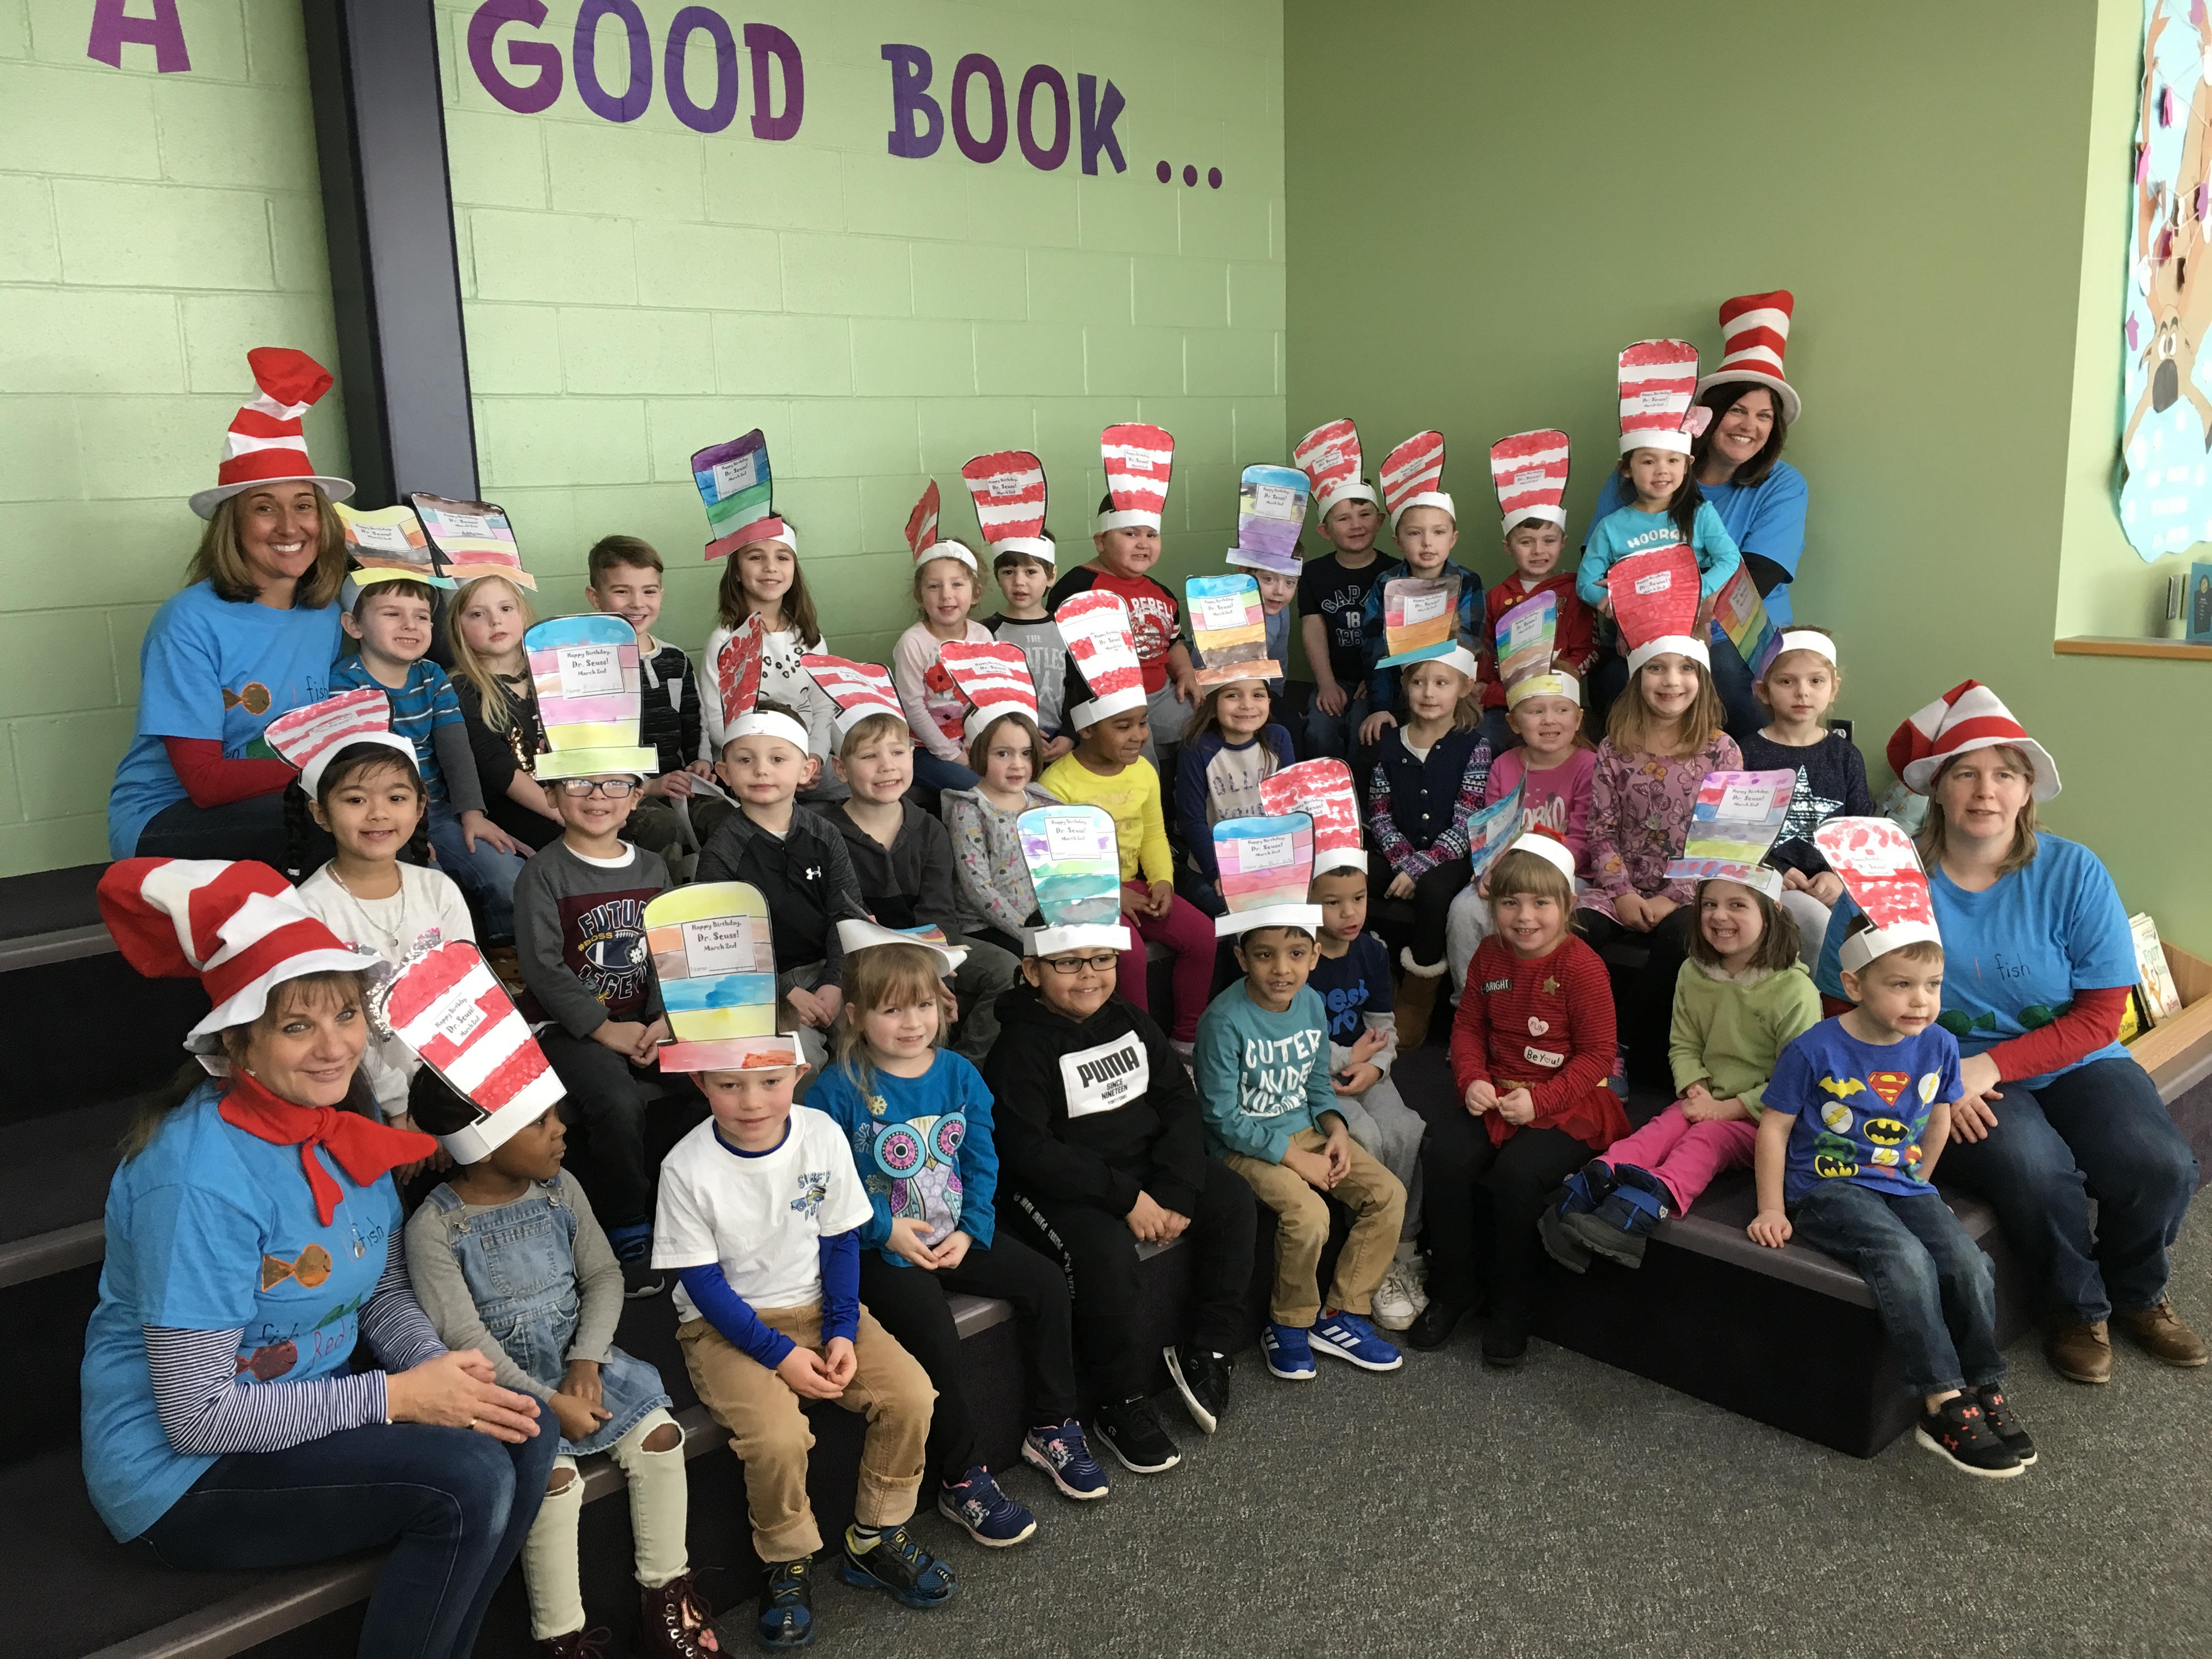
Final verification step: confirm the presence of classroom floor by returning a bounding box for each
[713,1214,2212,1658]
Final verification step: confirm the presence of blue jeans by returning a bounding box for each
[1304,688,1370,763]
[426,800,527,944]
[140,1419,558,1659]
[1477,706,1516,756]
[137,792,289,864]
[911,750,980,793]
[1933,1056,2199,1322]
[1787,1183,2004,1397]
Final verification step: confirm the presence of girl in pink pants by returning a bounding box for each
[1116,882,1216,1047]
[1544,874,1822,1269]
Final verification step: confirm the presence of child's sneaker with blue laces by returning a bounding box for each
[754,1554,814,1649]
[1019,1418,1110,1499]
[837,1523,957,1607]
[1262,1321,1317,1380]
[1310,1308,1404,1372]
[936,1466,1036,1547]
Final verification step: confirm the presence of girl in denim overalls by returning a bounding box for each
[404,1071,719,1658]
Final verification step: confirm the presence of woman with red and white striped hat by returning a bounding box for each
[1813,682,2203,1386]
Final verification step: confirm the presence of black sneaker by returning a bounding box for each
[1407,1294,1473,1351]
[837,1523,956,1608]
[1093,1393,1181,1474]
[1164,1345,1231,1434]
[1974,1384,2037,1466]
[1914,1395,2023,1480]
[755,1554,815,1649]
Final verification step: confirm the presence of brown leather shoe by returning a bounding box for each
[2114,1301,2210,1367]
[2049,1318,2113,1384]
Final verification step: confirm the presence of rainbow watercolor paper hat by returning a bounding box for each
[371,940,566,1163]
[1227,464,1308,575]
[645,884,803,1074]
[1187,573,1279,690]
[1212,812,1322,939]
[1018,803,1131,956]
[334,502,452,590]
[525,614,658,780]
[1375,573,1478,675]
[1815,817,1943,974]
[1260,759,1364,873]
[1495,589,1582,709]
[694,429,789,562]
[410,493,537,589]
[1666,770,1796,902]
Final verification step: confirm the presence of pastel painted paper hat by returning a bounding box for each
[1814,817,1943,974]
[1695,290,1801,425]
[1186,574,1279,690]
[1380,430,1452,532]
[961,450,1053,566]
[802,651,904,739]
[526,614,658,780]
[1294,418,1376,521]
[1491,429,1570,532]
[1212,812,1323,939]
[720,616,810,753]
[644,884,803,1074]
[941,639,1039,744]
[835,917,968,976]
[190,347,352,519]
[1259,758,1365,873]
[1094,424,1173,535]
[1018,802,1132,956]
[1056,589,1147,727]
[1617,340,1709,456]
[1494,589,1559,704]
[1375,573,1479,677]
[1607,544,1709,673]
[1666,770,1798,902]
[371,940,566,1160]
[1227,464,1308,575]
[98,858,386,1056]
[694,430,790,562]
[1886,680,2060,802]
[263,687,419,798]
[334,503,450,590]
[411,494,537,589]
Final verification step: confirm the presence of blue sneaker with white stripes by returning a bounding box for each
[936,1466,1036,1546]
[1020,1418,1110,1499]
[1309,1309,1404,1372]
[1262,1321,1317,1380]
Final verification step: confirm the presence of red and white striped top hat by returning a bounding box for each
[1490,430,1570,532]
[1056,590,1148,726]
[371,941,565,1161]
[1814,819,1943,974]
[1095,424,1173,534]
[190,348,353,520]
[961,450,1053,566]
[1887,680,2061,801]
[1617,340,1704,456]
[941,640,1039,745]
[263,688,419,798]
[1607,544,1709,673]
[98,859,386,1053]
[1294,418,1377,521]
[1380,431,1452,532]
[907,479,978,573]
[801,651,905,739]
[1695,291,1801,426]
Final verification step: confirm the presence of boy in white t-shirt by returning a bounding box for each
[654,1055,951,1649]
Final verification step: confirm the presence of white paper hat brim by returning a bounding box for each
[1626,635,1711,674]
[990,537,1056,564]
[962,700,1036,745]
[1029,922,1133,957]
[1618,431,1694,456]
[1315,483,1379,518]
[1068,686,1149,729]
[1387,492,1455,532]
[1504,834,1578,886]
[191,472,355,520]
[727,712,813,754]
[1500,505,1568,533]
[1093,510,1161,534]
[1311,846,1367,873]
[1838,919,1944,975]
[434,1066,568,1164]
[1216,902,1324,939]
[299,731,420,799]
[835,917,968,974]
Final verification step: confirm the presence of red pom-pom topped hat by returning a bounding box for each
[1380,431,1451,532]
[190,348,352,519]
[961,450,1053,567]
[1490,430,1570,532]
[1886,681,2060,802]
[1095,424,1173,534]
[1617,340,1707,456]
[1695,291,1801,425]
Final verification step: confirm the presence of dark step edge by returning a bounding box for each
[0,924,117,974]
[0,1220,104,1289]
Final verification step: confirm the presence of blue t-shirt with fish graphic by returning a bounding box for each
[809,1049,1000,1267]
[1764,1018,1961,1203]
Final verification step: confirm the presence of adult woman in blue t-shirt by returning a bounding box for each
[82,859,555,1659]
[105,349,356,865]
[1818,684,2203,1387]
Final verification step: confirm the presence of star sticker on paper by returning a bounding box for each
[1542,976,1561,996]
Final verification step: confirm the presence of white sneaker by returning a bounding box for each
[1370,1262,1417,1331]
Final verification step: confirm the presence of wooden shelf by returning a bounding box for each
[2053,635,2212,661]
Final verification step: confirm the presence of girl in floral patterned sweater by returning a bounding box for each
[940,709,1056,955]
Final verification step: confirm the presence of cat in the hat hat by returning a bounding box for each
[893,481,999,795]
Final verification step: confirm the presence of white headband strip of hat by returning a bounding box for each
[1774,629,1837,667]
[836,917,969,975]
[1505,831,1578,886]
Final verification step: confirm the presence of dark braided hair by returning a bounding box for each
[284,743,431,883]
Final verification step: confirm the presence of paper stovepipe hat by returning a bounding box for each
[1814,817,1943,974]
[263,688,419,798]
[909,478,978,572]
[1096,424,1174,534]
[1617,340,1706,456]
[1228,464,1308,574]
[961,450,1052,566]
[1186,574,1279,690]
[527,614,658,779]
[718,615,809,754]
[695,430,789,562]
[1213,812,1323,938]
[335,502,451,590]
[1259,758,1365,873]
[191,347,352,519]
[412,494,537,590]
[1018,802,1131,955]
[372,940,566,1160]
[645,883,804,1074]
[1375,573,1479,676]
[1380,431,1451,532]
[1294,418,1376,521]
[1491,429,1569,532]
[1666,770,1797,901]
[1607,544,1709,673]
[800,651,904,740]
[1056,590,1147,727]
[941,640,1039,745]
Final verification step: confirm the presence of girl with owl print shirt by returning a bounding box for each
[810,939,1103,1547]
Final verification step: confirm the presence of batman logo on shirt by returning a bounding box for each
[1814,1151,1859,1180]
[1864,1116,1909,1146]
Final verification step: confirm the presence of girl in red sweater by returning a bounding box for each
[1409,833,1627,1366]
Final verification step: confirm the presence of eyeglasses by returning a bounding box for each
[1042,952,1119,975]
[557,778,639,798]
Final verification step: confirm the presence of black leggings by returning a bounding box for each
[1573,905,1696,1085]
[1420,1109,1599,1334]
[1369,855,1471,969]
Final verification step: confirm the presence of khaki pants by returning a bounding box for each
[677,1303,935,1562]
[1224,1127,1406,1327]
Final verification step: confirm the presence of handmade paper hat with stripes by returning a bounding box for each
[1260,758,1365,873]
[1213,812,1323,939]
[1491,430,1570,532]
[1056,590,1148,727]
[1380,431,1452,533]
[1376,573,1479,677]
[1186,574,1279,690]
[908,478,978,573]
[1018,802,1131,955]
[643,884,804,1075]
[526,615,658,780]
[1494,591,1582,710]
[1228,464,1308,575]
[718,615,809,754]
[1815,818,1943,974]
[411,494,538,590]
[1095,424,1174,534]
[1617,340,1709,456]
[263,688,419,798]
[693,430,791,562]
[802,650,904,740]
[961,450,1053,567]
[835,918,968,975]
[98,858,387,1055]
[941,640,1039,744]
[1886,680,2061,802]
[372,940,566,1161]
[1294,418,1376,522]
[1607,544,1709,673]
[335,502,450,592]
[190,347,353,520]
[1695,291,1801,425]
[1666,769,1797,903]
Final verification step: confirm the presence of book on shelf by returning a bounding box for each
[2129,912,2186,1024]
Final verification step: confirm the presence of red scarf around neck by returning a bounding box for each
[218,1070,437,1226]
